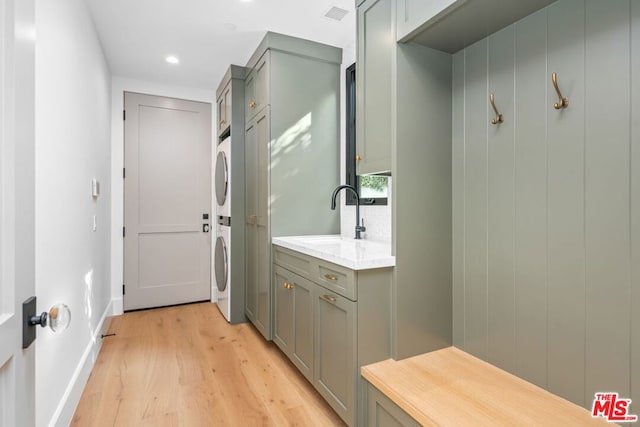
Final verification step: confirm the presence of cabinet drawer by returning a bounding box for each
[315,260,356,301]
[273,246,314,278]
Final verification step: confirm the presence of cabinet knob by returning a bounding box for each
[324,273,338,281]
[283,282,293,290]
[355,154,362,161]
[219,119,225,125]
[249,101,256,109]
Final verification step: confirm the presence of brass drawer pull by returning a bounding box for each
[324,273,338,281]
[283,282,293,290]
[322,294,337,303]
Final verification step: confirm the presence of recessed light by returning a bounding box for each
[165,55,180,64]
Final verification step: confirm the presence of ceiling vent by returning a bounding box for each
[324,6,349,21]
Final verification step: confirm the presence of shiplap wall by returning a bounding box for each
[452,0,639,409]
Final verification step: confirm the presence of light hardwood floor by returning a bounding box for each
[72,302,345,426]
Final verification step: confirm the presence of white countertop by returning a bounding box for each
[272,235,395,270]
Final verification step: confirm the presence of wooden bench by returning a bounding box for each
[361,347,609,426]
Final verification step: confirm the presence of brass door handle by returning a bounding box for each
[324,274,338,281]
[322,294,337,303]
[283,282,293,290]
[249,101,256,108]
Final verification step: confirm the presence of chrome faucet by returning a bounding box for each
[330,184,366,239]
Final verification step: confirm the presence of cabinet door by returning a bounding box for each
[245,52,270,123]
[274,265,294,354]
[314,288,357,425]
[357,0,393,175]
[273,265,315,382]
[396,0,464,41]
[244,70,255,123]
[244,117,258,322]
[254,51,270,113]
[255,108,271,339]
[366,383,420,427]
[217,84,231,136]
[291,273,314,382]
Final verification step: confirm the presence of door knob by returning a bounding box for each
[203,224,210,233]
[23,297,71,348]
[30,303,71,331]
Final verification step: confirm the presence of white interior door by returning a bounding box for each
[124,92,212,311]
[0,0,36,425]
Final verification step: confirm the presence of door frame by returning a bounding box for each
[110,80,216,314]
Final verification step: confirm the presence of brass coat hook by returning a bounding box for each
[552,72,569,109]
[490,93,503,125]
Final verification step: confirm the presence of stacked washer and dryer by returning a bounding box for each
[214,136,232,320]
[214,65,246,323]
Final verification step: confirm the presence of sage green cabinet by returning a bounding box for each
[272,244,393,426]
[243,33,342,341]
[245,108,270,334]
[356,0,393,175]
[273,265,314,382]
[314,289,357,425]
[244,52,269,123]
[365,382,420,427]
[356,0,454,360]
[216,82,231,136]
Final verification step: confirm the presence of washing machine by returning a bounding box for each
[214,136,232,321]
[215,217,231,321]
[215,137,231,217]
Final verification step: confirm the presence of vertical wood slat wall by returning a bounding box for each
[452,0,639,409]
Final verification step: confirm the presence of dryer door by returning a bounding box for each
[215,151,229,207]
[215,236,228,291]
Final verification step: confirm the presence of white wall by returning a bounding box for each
[339,41,392,243]
[110,77,215,315]
[35,0,112,425]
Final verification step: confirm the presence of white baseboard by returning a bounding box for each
[112,296,123,315]
[49,298,116,427]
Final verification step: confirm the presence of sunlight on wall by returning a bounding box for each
[84,269,94,344]
[270,112,312,170]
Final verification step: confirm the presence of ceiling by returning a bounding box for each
[84,0,356,91]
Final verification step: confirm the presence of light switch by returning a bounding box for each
[92,179,100,198]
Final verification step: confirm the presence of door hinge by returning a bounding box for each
[123,167,126,179]
[123,284,125,295]
[123,226,125,237]
[123,110,126,121]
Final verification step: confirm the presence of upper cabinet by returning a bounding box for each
[356,0,393,175]
[244,52,269,123]
[216,83,230,136]
[396,0,557,53]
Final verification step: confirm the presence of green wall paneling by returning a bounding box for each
[513,8,548,389]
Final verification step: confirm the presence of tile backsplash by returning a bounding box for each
[340,177,392,243]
